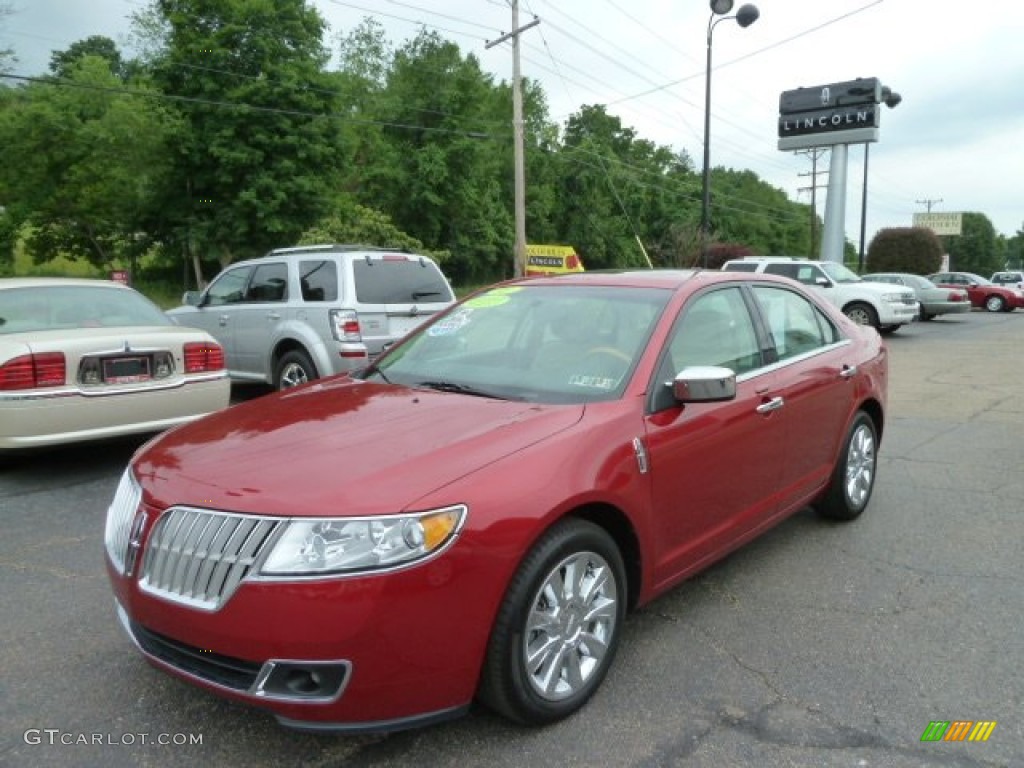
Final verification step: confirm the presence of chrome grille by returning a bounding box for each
[105,469,142,574]
[140,507,280,611]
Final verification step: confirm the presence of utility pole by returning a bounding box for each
[796,148,828,258]
[486,4,540,278]
[916,197,943,212]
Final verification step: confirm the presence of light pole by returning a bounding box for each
[701,0,759,268]
[857,85,902,272]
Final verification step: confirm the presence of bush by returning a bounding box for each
[866,227,943,274]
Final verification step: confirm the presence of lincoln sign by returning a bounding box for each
[778,77,882,151]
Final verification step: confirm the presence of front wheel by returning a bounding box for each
[844,303,879,329]
[984,295,1006,313]
[478,519,627,725]
[815,411,878,521]
[274,350,317,390]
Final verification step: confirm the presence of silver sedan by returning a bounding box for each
[862,272,972,321]
[0,278,230,449]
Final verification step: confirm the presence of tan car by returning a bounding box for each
[0,278,230,450]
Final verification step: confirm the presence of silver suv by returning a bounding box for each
[168,245,455,389]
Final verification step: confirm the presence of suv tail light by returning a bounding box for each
[0,352,66,390]
[183,342,225,373]
[330,309,362,342]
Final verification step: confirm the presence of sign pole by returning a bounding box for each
[820,144,848,264]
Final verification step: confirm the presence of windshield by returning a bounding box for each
[364,283,671,404]
[819,262,862,284]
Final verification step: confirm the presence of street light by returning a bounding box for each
[701,0,759,268]
[857,85,902,272]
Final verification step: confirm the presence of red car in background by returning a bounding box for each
[105,270,888,733]
[927,271,1024,312]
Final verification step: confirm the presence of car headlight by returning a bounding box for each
[259,505,467,577]
[881,293,907,302]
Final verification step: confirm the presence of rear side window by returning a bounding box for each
[722,262,758,272]
[764,263,820,285]
[353,258,453,304]
[299,260,338,302]
[752,285,839,360]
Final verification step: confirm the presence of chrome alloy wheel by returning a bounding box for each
[844,421,876,508]
[279,361,310,388]
[522,550,619,702]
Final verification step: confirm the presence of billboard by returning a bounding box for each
[913,212,963,236]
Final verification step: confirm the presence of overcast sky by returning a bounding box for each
[3,0,1024,251]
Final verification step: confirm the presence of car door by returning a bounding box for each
[179,265,253,373]
[750,284,857,508]
[642,285,787,589]
[232,261,289,378]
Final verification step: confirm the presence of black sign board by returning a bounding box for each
[779,78,880,115]
[778,104,878,138]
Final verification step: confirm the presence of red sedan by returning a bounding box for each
[105,270,888,732]
[927,271,1024,312]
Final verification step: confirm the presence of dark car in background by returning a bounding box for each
[106,269,887,733]
[861,273,971,321]
[926,272,1024,313]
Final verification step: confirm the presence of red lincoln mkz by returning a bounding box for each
[105,269,887,733]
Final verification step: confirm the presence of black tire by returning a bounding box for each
[844,302,879,329]
[919,312,933,322]
[984,294,1005,313]
[478,518,627,725]
[815,411,878,521]
[274,349,317,390]
[879,325,901,335]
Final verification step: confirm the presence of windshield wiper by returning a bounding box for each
[415,380,502,399]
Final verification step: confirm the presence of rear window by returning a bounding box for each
[0,285,170,334]
[353,258,454,304]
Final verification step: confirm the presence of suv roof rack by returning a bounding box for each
[265,244,411,256]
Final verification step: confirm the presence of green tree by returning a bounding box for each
[146,0,345,272]
[1004,223,1024,269]
[50,36,126,80]
[373,30,512,283]
[0,1,15,73]
[0,57,183,269]
[945,212,1000,275]
[866,227,943,274]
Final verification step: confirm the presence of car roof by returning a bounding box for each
[502,269,806,291]
[0,277,132,291]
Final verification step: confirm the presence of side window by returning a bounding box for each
[662,287,762,378]
[205,267,252,306]
[244,262,288,302]
[763,263,821,286]
[752,285,838,361]
[299,260,338,302]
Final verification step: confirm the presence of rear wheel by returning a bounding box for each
[275,350,317,390]
[478,519,626,725]
[844,303,878,329]
[815,411,877,521]
[984,294,1006,313]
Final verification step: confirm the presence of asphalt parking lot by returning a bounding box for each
[2,310,1022,768]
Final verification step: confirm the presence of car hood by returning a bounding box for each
[133,378,584,516]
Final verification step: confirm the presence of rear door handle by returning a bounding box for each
[756,396,785,414]
[218,314,229,326]
[840,364,857,379]
[266,312,281,320]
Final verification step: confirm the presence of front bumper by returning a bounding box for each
[106,529,500,732]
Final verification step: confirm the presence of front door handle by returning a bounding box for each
[840,364,858,379]
[756,396,785,414]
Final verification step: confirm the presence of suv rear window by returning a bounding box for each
[353,259,454,304]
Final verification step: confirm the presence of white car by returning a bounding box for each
[722,257,919,333]
[0,278,230,450]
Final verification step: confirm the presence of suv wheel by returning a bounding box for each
[843,302,878,329]
[275,350,317,390]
